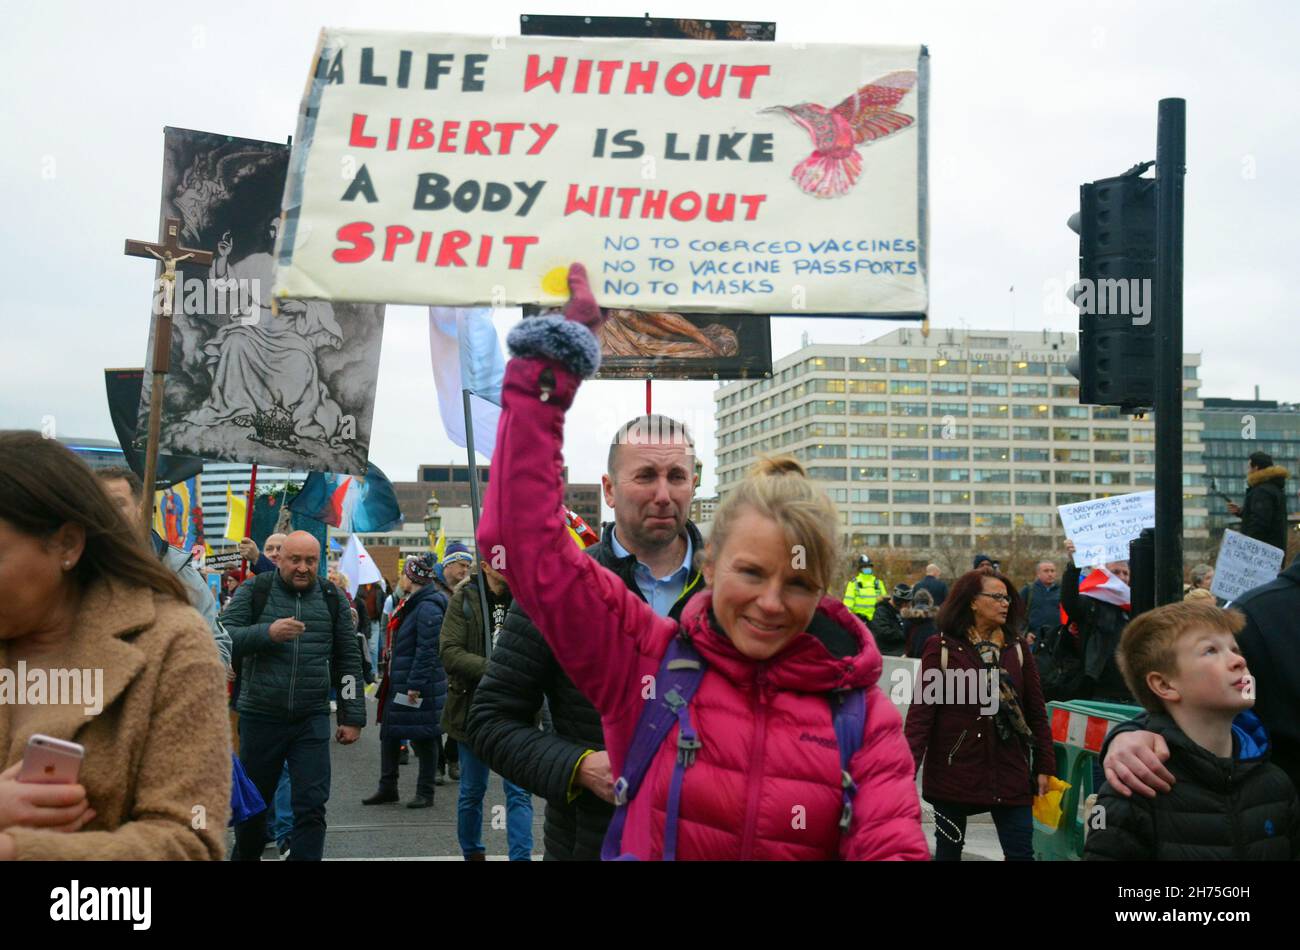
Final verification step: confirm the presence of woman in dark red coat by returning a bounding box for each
[904,570,1055,860]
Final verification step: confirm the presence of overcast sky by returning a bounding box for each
[2,0,1295,513]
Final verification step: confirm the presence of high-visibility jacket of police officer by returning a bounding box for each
[843,569,889,622]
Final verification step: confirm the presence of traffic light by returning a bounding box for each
[1067,162,1157,411]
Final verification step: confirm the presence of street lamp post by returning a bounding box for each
[423,491,441,553]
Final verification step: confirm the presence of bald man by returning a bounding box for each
[913,563,948,606]
[224,530,367,861]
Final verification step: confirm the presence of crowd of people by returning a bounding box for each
[1,266,1296,862]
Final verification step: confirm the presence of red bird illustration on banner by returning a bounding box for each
[763,70,918,198]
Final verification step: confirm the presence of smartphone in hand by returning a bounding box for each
[19,735,84,784]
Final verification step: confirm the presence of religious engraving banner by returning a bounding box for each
[275,30,929,315]
[138,127,385,475]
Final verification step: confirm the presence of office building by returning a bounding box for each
[714,328,1209,560]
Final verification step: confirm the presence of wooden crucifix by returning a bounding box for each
[124,217,212,539]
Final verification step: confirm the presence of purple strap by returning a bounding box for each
[830,689,867,831]
[601,636,706,861]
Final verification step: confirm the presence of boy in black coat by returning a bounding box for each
[1085,602,1299,861]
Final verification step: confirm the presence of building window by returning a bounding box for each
[800,443,847,459]
[934,468,970,482]
[811,400,846,415]
[932,402,968,418]
[852,511,889,526]
[1019,512,1054,528]
[849,400,887,415]
[1013,404,1050,419]
[975,512,1013,528]
[931,381,969,396]
[933,446,970,461]
[932,424,969,439]
[1052,384,1080,398]
[807,356,845,372]
[891,424,930,439]
[1183,365,1198,380]
[1050,363,1075,377]
[891,446,930,460]
[1135,470,1156,485]
[847,379,884,394]
[1053,427,1089,442]
[893,534,932,548]
[1092,406,1122,419]
[1094,449,1130,464]
[932,359,967,375]
[935,490,972,505]
[973,447,1010,462]
[850,444,888,459]
[974,491,1011,505]
[1011,361,1049,376]
[935,512,971,527]
[892,402,929,417]
[892,467,929,482]
[970,360,1008,376]
[1053,405,1090,419]
[806,466,847,481]
[806,422,846,438]
[1094,428,1129,443]
[972,425,1010,439]
[1012,383,1049,398]
[1015,491,1053,506]
[851,356,886,372]
[1096,471,1132,486]
[1132,429,1155,443]
[893,490,931,505]
[971,403,1010,418]
[1055,492,1091,505]
[890,358,927,373]
[850,533,891,547]
[1012,428,1050,442]
[851,488,889,503]
[1053,448,1091,463]
[1055,470,1092,485]
[971,382,1008,397]
[893,511,931,526]
[1015,469,1051,484]
[851,467,888,481]
[889,380,928,395]
[810,378,847,394]
[849,423,887,438]
[825,488,848,503]
[1133,450,1155,465]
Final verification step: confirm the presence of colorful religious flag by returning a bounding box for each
[153,476,200,549]
[289,462,403,532]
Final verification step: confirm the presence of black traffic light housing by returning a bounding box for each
[1068,162,1157,411]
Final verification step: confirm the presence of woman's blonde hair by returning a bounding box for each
[706,455,841,591]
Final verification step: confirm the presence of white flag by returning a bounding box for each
[338,534,383,589]
[428,307,504,459]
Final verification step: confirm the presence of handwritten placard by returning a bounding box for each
[1058,490,1155,567]
[1211,530,1284,603]
[274,30,928,314]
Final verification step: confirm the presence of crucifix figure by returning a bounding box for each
[124,216,212,539]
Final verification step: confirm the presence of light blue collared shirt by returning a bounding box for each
[610,527,693,617]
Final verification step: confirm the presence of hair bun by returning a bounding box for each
[749,455,806,479]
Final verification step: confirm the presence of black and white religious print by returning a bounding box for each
[137,127,385,475]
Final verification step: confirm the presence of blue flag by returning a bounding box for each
[291,462,403,533]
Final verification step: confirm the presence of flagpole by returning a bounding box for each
[462,389,495,659]
[242,463,258,578]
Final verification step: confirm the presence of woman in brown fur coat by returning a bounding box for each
[0,432,230,859]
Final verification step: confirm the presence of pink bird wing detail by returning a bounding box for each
[832,70,918,144]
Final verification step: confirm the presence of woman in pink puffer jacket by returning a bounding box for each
[476,265,928,861]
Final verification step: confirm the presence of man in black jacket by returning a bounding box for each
[467,415,703,860]
[1227,451,1290,553]
[868,584,910,656]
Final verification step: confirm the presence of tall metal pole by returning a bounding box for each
[463,389,494,658]
[1153,99,1186,606]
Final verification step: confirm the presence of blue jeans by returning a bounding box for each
[931,801,1034,861]
[457,743,533,860]
[270,764,292,846]
[233,714,332,861]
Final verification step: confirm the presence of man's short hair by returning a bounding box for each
[1248,450,1274,470]
[1117,602,1246,714]
[95,466,143,499]
[607,414,695,476]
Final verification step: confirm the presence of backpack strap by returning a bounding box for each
[320,578,341,629]
[829,689,867,832]
[601,635,706,861]
[250,571,275,623]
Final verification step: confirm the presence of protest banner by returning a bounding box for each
[140,128,386,475]
[1057,490,1155,567]
[1210,530,1284,603]
[206,552,244,572]
[275,30,929,315]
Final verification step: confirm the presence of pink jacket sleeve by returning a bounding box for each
[476,353,677,722]
[840,687,931,860]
